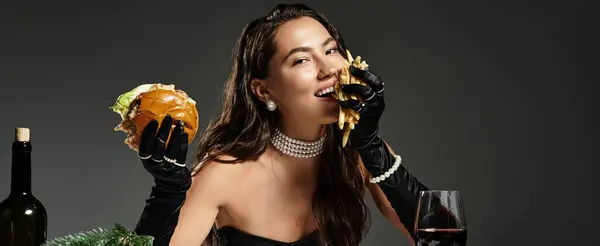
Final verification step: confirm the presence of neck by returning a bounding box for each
[11,141,32,196]
[278,116,325,141]
[269,117,327,160]
[265,145,321,188]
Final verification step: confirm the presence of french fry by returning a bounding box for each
[349,110,360,120]
[338,106,346,129]
[342,127,351,147]
[333,49,370,147]
[345,114,353,126]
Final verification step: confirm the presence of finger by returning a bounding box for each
[340,84,375,101]
[338,99,367,113]
[151,115,174,161]
[176,133,189,166]
[349,65,384,92]
[138,120,159,159]
[165,120,184,161]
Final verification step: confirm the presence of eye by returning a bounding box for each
[293,58,309,66]
[325,48,337,55]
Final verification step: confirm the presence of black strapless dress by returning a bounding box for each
[217,226,320,246]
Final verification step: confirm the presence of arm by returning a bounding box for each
[132,116,191,246]
[133,183,187,245]
[131,116,235,245]
[338,65,428,242]
[134,159,239,246]
[168,175,218,245]
[358,139,427,244]
[357,136,428,241]
[366,181,414,239]
[169,161,241,245]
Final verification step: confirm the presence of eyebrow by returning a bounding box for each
[283,37,336,61]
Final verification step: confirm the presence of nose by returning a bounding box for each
[317,62,339,81]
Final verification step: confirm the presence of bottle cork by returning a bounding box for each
[15,127,30,142]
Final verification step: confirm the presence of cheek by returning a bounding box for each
[270,76,314,112]
[278,70,316,97]
[282,77,314,103]
[332,54,347,68]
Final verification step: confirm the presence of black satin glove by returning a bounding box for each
[138,115,191,192]
[339,65,428,241]
[338,65,385,150]
[133,115,192,246]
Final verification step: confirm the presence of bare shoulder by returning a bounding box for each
[187,154,251,207]
[171,154,252,245]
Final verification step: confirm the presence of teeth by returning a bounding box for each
[316,86,334,96]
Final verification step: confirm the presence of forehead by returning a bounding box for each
[273,17,332,53]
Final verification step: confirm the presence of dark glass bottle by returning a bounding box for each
[0,127,48,246]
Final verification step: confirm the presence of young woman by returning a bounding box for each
[132,3,429,246]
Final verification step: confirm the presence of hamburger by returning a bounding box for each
[109,83,199,152]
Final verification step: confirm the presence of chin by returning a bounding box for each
[318,108,340,124]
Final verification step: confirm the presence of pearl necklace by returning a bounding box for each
[270,128,326,158]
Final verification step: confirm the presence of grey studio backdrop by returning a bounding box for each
[0,0,595,245]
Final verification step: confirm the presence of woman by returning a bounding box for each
[133,3,428,246]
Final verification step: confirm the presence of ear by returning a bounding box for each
[250,78,270,103]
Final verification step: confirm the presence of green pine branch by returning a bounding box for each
[44,223,154,246]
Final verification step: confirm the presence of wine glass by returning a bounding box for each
[414,190,467,246]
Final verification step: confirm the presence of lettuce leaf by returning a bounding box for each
[109,84,154,120]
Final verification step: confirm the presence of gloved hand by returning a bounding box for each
[338,65,392,177]
[134,115,192,245]
[137,115,192,192]
[338,65,385,151]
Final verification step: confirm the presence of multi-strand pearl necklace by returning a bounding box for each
[270,128,326,158]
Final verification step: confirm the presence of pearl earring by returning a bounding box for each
[266,99,277,111]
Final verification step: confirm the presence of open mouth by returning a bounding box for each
[315,86,335,98]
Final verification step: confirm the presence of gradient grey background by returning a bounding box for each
[0,0,595,245]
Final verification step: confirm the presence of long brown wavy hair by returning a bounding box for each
[191,3,370,246]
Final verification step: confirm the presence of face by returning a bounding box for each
[256,17,346,125]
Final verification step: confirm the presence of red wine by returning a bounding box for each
[0,128,48,246]
[417,228,467,246]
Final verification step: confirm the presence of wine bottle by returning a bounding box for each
[0,127,48,246]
